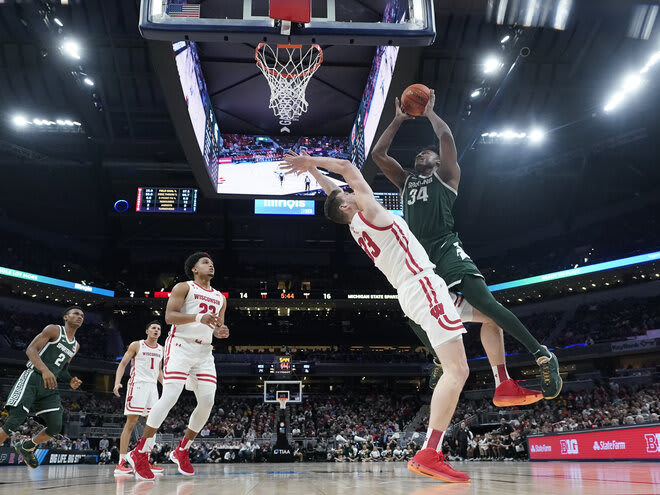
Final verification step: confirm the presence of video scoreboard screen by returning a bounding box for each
[374,192,403,216]
[136,187,198,213]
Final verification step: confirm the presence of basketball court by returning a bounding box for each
[1,461,658,495]
[1,0,658,493]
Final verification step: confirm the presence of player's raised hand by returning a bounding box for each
[113,382,123,397]
[213,324,230,339]
[280,150,313,176]
[70,377,82,390]
[42,369,57,389]
[395,97,415,120]
[423,89,436,117]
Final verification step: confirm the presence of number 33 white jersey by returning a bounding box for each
[349,211,436,289]
[169,281,226,345]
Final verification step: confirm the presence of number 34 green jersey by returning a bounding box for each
[401,170,457,244]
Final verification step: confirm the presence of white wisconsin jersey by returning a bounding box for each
[130,340,163,383]
[170,281,225,344]
[349,211,436,289]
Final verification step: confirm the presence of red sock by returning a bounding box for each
[179,438,192,450]
[422,428,445,452]
[136,437,148,453]
[492,364,510,387]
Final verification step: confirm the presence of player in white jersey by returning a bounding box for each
[112,321,163,475]
[127,252,229,480]
[281,152,470,483]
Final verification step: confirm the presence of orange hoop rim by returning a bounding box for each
[255,43,323,79]
[277,396,288,408]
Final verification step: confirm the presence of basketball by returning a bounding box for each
[401,83,431,116]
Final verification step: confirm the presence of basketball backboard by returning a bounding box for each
[264,380,303,403]
[140,0,435,46]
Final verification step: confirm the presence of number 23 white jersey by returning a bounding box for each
[170,281,225,344]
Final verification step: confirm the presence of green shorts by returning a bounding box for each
[424,232,484,290]
[3,369,61,432]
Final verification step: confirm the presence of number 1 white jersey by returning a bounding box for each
[169,281,225,344]
[130,340,163,384]
[349,211,436,289]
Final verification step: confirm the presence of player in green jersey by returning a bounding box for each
[0,306,84,468]
[371,90,561,404]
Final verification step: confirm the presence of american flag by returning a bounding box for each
[166,3,201,18]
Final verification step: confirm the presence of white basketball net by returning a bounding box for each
[255,43,323,132]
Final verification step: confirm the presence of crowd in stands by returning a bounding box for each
[1,379,658,465]
[436,381,660,462]
[557,296,660,345]
[0,291,658,366]
[0,305,118,360]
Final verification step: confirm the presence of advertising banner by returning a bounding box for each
[528,424,660,460]
[0,447,98,466]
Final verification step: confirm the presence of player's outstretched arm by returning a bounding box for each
[281,153,371,198]
[113,341,139,396]
[26,324,61,390]
[423,89,460,191]
[281,152,386,222]
[308,167,340,196]
[166,281,216,328]
[371,97,412,190]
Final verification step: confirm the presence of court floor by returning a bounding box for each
[0,461,658,495]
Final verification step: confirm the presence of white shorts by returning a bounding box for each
[398,272,467,349]
[124,381,158,416]
[450,292,475,322]
[163,335,217,391]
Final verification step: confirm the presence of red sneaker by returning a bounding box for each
[126,449,155,481]
[113,461,133,475]
[170,447,194,476]
[149,463,164,475]
[493,379,543,407]
[408,448,470,483]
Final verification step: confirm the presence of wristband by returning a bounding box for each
[195,313,204,323]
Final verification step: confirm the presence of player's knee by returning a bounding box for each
[160,382,185,408]
[126,415,139,426]
[443,360,470,385]
[196,391,215,412]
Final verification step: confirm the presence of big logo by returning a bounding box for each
[645,433,660,453]
[560,439,579,455]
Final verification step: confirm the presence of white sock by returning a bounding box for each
[119,453,126,462]
[492,364,510,387]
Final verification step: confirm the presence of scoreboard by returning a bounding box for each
[374,192,403,216]
[136,187,198,213]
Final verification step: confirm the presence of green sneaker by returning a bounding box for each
[536,346,562,399]
[429,359,443,390]
[14,440,39,469]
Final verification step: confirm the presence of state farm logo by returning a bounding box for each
[560,439,579,455]
[645,433,660,453]
[593,440,626,451]
[530,444,552,453]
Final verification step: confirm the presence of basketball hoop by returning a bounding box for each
[255,43,323,133]
[277,396,288,410]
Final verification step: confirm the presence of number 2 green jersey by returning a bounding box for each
[26,325,77,378]
[401,171,457,245]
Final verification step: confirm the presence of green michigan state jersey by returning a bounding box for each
[401,170,458,244]
[27,325,77,378]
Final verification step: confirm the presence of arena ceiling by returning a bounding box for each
[0,0,658,254]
